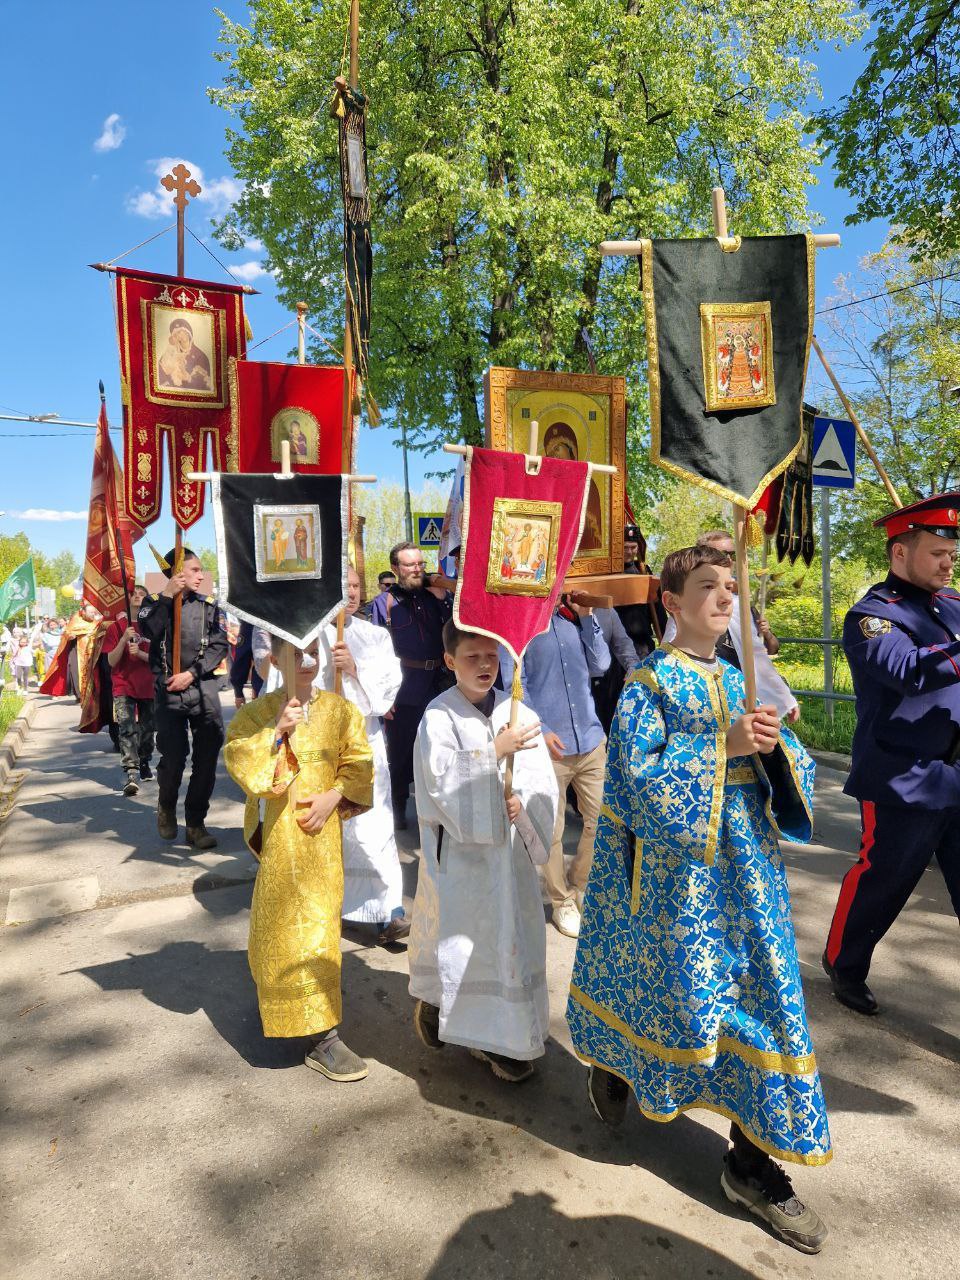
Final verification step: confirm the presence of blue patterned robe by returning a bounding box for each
[566,643,831,1166]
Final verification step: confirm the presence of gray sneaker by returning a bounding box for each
[469,1048,535,1083]
[587,1064,630,1127]
[304,1035,368,1082]
[721,1151,828,1254]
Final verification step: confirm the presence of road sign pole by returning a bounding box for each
[820,487,834,722]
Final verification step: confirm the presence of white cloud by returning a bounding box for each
[6,509,88,522]
[228,260,271,282]
[94,113,126,153]
[125,157,245,220]
[243,237,264,252]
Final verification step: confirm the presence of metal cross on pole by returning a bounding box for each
[159,162,202,671]
[161,163,202,278]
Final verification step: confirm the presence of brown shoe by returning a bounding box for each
[157,807,177,840]
[378,916,411,945]
[186,825,218,850]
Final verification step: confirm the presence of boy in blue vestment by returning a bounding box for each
[567,544,830,1254]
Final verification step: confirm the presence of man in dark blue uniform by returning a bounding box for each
[369,542,452,829]
[823,493,960,1014]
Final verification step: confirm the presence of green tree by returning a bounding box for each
[818,0,960,259]
[355,480,447,595]
[195,547,220,578]
[212,0,860,512]
[815,241,960,569]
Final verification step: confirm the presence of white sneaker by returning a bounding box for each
[553,902,581,938]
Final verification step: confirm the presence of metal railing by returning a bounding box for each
[776,635,855,715]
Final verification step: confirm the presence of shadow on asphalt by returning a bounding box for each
[421,1191,762,1279]
[71,932,756,1219]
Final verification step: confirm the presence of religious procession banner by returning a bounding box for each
[210,472,347,647]
[114,267,248,529]
[454,447,591,662]
[228,359,353,475]
[0,558,36,623]
[331,79,374,409]
[640,234,815,508]
[775,404,816,566]
[83,395,138,619]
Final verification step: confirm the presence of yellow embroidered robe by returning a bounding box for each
[224,689,373,1037]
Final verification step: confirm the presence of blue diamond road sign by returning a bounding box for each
[416,514,444,547]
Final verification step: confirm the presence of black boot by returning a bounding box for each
[821,951,879,1016]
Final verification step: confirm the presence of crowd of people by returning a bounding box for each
[28,491,960,1258]
[0,616,69,691]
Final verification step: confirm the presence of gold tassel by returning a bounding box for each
[147,542,171,572]
[512,663,523,702]
[244,315,254,343]
[746,513,764,548]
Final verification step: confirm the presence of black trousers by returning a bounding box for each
[384,701,429,809]
[826,799,960,982]
[155,701,224,826]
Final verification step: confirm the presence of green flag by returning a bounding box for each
[0,558,37,623]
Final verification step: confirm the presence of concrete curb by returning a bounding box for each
[0,695,42,792]
[810,747,851,774]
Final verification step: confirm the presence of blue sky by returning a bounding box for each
[0,2,881,574]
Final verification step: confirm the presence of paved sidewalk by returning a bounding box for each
[1,697,957,1279]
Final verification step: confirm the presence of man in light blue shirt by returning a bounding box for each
[501,600,610,937]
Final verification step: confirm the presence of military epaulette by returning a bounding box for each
[205,594,217,604]
[934,589,960,601]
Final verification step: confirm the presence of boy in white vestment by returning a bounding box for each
[409,621,558,1083]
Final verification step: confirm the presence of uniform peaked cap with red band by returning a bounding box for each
[875,492,960,540]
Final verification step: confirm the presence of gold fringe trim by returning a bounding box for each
[568,985,818,1076]
[572,1051,832,1168]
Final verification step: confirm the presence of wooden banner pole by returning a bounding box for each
[710,188,758,711]
[810,335,902,508]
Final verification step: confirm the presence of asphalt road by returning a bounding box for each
[1,695,957,1279]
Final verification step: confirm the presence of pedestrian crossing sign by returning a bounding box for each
[812,416,856,489]
[416,514,444,547]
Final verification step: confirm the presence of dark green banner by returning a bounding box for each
[641,234,814,508]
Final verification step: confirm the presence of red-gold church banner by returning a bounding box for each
[228,359,353,475]
[454,446,591,663]
[114,267,248,529]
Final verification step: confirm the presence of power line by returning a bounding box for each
[816,267,960,315]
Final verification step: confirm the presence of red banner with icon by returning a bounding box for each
[454,446,591,662]
[228,359,353,475]
[114,267,248,528]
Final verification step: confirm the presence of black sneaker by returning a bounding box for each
[721,1151,828,1254]
[122,774,139,797]
[413,1000,444,1050]
[587,1064,630,1127]
[469,1048,535,1083]
[139,762,153,781]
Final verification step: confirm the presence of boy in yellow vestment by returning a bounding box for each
[225,635,373,1080]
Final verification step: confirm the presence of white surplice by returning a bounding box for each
[310,616,405,922]
[408,686,559,1060]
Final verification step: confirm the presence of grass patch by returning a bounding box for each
[774,654,855,756]
[0,690,25,743]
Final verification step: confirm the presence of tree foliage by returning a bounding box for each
[0,533,80,622]
[212,0,860,512]
[818,0,960,259]
[815,240,960,569]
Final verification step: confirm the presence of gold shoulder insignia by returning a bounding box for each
[205,594,217,604]
[859,615,892,639]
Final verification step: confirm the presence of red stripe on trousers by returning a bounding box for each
[826,800,877,966]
